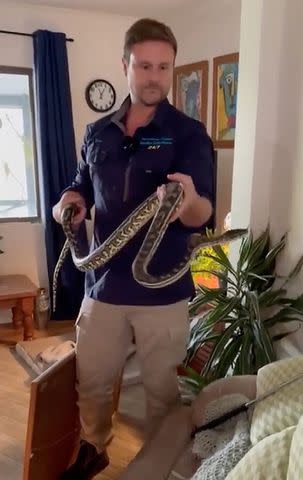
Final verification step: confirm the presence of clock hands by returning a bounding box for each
[98,85,106,100]
[86,79,116,112]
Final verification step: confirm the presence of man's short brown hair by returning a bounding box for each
[123,18,177,61]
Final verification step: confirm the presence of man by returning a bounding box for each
[53,18,214,480]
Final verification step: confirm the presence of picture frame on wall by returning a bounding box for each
[212,52,239,148]
[172,60,208,125]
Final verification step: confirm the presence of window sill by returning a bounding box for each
[0,216,41,224]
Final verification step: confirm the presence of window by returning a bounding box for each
[0,66,39,221]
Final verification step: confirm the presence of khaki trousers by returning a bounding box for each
[75,296,190,452]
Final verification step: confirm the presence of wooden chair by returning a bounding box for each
[23,350,122,480]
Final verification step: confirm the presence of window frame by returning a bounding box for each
[0,65,40,223]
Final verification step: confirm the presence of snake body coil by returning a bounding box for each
[53,182,247,309]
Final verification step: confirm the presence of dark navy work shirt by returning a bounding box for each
[64,96,214,306]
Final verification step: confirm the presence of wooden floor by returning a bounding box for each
[0,320,145,480]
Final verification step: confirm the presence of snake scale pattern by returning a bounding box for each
[53,182,247,309]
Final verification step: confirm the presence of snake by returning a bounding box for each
[52,181,247,310]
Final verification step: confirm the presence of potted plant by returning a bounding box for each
[182,227,303,392]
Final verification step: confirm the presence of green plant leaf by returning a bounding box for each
[243,231,284,287]
[188,313,225,347]
[238,230,254,270]
[188,287,227,316]
[213,335,243,377]
[203,318,244,375]
[245,227,270,270]
[252,320,275,364]
[211,244,237,276]
[246,272,273,283]
[263,234,287,268]
[187,329,221,354]
[234,328,254,374]
[180,366,207,385]
[245,291,261,323]
[189,315,219,338]
[203,252,234,275]
[253,344,268,372]
[203,297,240,330]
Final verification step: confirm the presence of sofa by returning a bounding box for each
[119,355,303,480]
[119,375,256,480]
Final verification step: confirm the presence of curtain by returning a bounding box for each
[33,29,86,320]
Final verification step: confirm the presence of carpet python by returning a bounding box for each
[53,181,247,309]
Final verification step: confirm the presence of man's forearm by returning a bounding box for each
[179,194,212,228]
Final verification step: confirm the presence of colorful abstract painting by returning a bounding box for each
[212,53,239,148]
[173,61,208,125]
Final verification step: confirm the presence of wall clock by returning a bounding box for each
[85,79,116,113]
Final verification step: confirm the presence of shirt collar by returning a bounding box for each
[111,94,170,131]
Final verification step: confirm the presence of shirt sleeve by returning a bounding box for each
[60,125,95,212]
[173,121,215,230]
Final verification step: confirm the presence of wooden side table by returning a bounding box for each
[0,274,38,341]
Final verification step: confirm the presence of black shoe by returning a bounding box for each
[60,439,109,479]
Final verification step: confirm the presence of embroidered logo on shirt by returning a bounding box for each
[140,137,173,150]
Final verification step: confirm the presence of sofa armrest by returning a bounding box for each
[192,375,257,426]
[119,376,257,479]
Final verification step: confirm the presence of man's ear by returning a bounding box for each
[122,57,128,77]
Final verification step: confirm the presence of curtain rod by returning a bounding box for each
[0,29,74,42]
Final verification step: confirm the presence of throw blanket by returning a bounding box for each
[191,355,303,480]
[191,394,251,480]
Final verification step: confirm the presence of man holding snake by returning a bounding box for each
[53,17,214,479]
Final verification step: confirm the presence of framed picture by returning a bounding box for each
[212,52,239,148]
[173,60,208,125]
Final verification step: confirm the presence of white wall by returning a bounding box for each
[166,0,242,231]
[0,2,137,290]
[231,0,303,355]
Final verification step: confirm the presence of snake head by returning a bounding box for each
[61,203,78,224]
[222,228,248,241]
[187,228,248,252]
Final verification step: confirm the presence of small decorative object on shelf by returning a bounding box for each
[35,287,50,330]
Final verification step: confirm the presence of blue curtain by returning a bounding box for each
[33,29,87,320]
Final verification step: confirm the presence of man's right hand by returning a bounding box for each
[52,191,87,227]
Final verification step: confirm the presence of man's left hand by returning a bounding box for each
[157,172,200,223]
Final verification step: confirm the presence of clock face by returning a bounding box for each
[85,79,116,113]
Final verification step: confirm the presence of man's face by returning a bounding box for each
[123,40,175,107]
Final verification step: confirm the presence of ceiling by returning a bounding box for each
[6,0,199,17]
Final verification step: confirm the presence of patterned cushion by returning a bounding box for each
[225,426,296,480]
[250,355,303,444]
[287,413,303,479]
